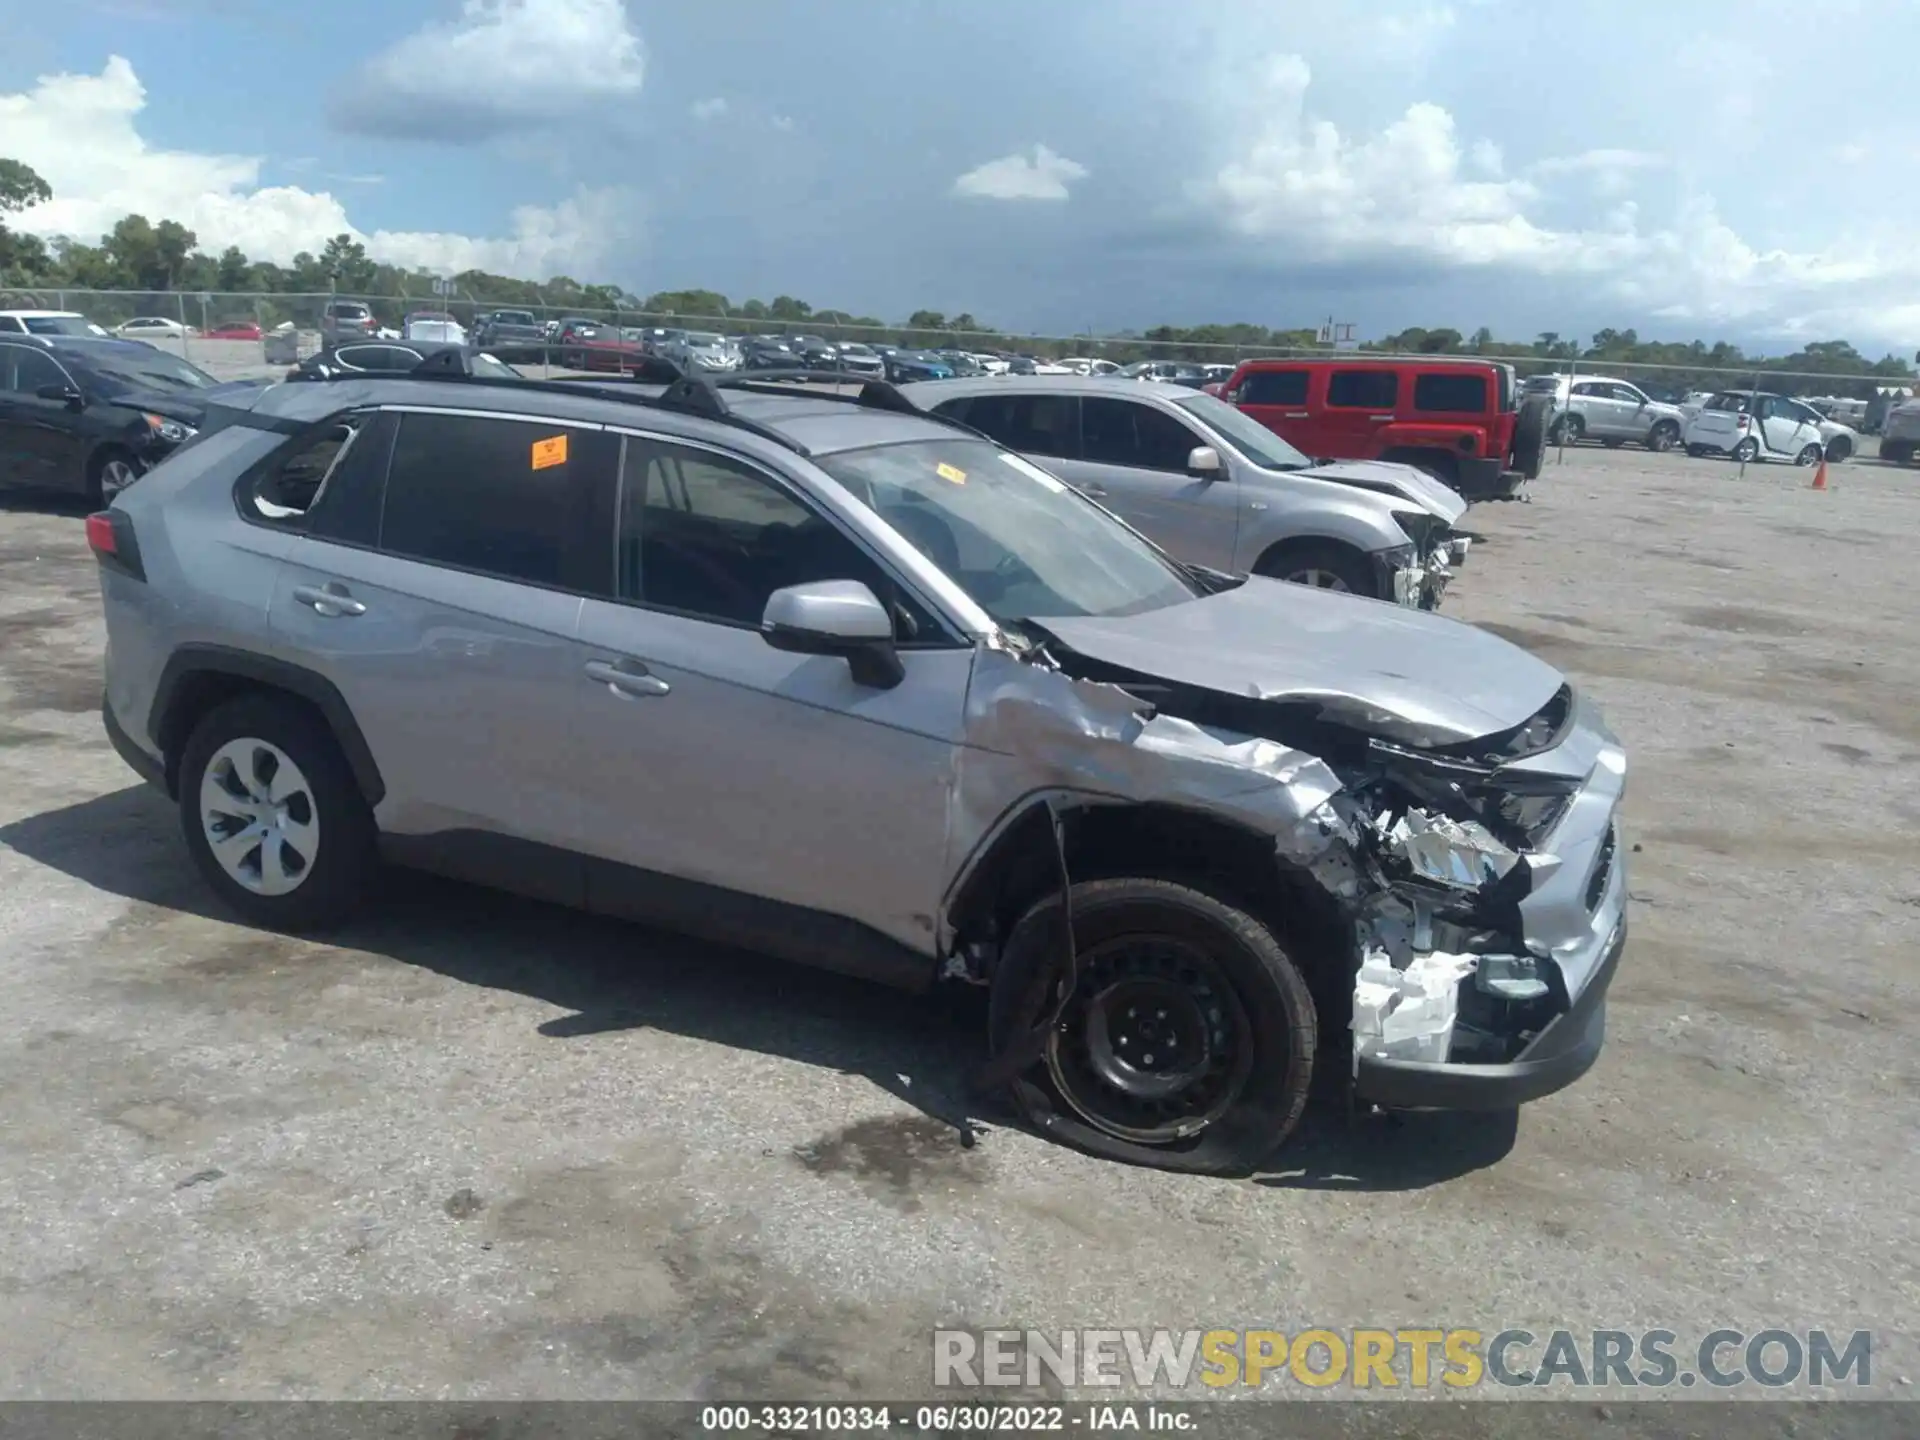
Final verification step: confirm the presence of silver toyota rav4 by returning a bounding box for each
[907,377,1472,610]
[91,364,1627,1173]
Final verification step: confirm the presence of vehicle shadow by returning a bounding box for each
[3,782,1513,1191]
[0,489,91,517]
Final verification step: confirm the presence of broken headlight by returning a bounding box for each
[1471,780,1576,847]
[1381,809,1519,889]
[1469,684,1573,763]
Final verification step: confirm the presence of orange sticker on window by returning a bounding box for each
[530,434,569,470]
[936,462,967,485]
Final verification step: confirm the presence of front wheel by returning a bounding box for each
[1550,413,1584,445]
[1824,438,1852,463]
[87,448,143,507]
[1646,422,1679,452]
[1256,540,1378,599]
[177,693,378,931]
[1731,437,1760,463]
[987,878,1317,1174]
[1796,443,1823,466]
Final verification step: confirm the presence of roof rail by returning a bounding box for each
[710,370,988,440]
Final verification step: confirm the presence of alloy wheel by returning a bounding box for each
[1288,568,1352,592]
[99,458,141,502]
[198,737,320,896]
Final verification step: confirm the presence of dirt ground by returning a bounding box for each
[0,442,1915,1414]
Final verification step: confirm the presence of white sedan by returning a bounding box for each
[114,316,195,339]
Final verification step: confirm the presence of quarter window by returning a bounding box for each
[1237,370,1309,405]
[380,412,604,588]
[1412,372,1488,414]
[1326,370,1398,409]
[239,410,391,542]
[617,439,938,639]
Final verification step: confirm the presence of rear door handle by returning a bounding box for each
[1283,411,1310,419]
[290,583,366,617]
[584,658,671,699]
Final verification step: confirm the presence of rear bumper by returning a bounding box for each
[102,691,166,791]
[1355,916,1626,1110]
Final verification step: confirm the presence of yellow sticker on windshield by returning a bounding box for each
[936,462,967,485]
[530,434,569,470]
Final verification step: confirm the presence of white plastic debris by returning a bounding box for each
[1383,809,1519,889]
[1351,946,1479,1064]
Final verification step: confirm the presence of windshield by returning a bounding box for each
[78,347,218,394]
[815,438,1199,623]
[25,315,103,337]
[1171,391,1311,470]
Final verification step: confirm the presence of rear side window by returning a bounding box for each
[380,412,609,590]
[1412,372,1488,414]
[1081,397,1204,472]
[1327,370,1398,409]
[1237,370,1309,405]
[948,393,1079,458]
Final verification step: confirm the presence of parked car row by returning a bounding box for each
[84,350,1629,1174]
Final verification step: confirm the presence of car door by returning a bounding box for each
[265,406,617,901]
[1231,367,1314,449]
[0,344,88,490]
[1611,382,1656,438]
[1784,401,1828,454]
[569,432,970,973]
[1756,397,1809,455]
[1054,395,1239,571]
[1319,368,1400,458]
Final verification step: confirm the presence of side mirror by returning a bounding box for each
[1187,445,1223,475]
[761,580,904,689]
[37,383,84,410]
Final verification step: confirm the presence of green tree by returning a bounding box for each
[320,233,378,292]
[768,294,811,321]
[215,246,252,291]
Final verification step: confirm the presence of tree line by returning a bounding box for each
[2,156,1913,391]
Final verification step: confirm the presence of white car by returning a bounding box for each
[1056,356,1122,376]
[1682,391,1848,465]
[968,352,1010,375]
[113,316,196,340]
[0,309,111,338]
[401,312,468,345]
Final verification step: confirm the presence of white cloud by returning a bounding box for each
[690,96,728,121]
[1195,53,1920,347]
[335,0,644,141]
[1,56,633,280]
[952,145,1089,202]
[770,114,795,132]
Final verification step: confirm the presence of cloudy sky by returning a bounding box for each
[3,0,1917,353]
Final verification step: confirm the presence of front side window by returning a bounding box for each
[3,346,69,394]
[1171,392,1310,471]
[1327,370,1398,409]
[380,413,604,588]
[1237,369,1309,406]
[816,438,1199,625]
[616,440,939,639]
[1081,397,1203,472]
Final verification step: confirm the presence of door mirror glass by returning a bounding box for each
[1187,445,1222,474]
[761,580,904,688]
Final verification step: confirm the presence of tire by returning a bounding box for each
[1882,440,1915,465]
[1549,412,1584,446]
[1255,540,1379,599]
[987,878,1317,1175]
[1825,437,1851,463]
[1686,444,1709,459]
[1512,395,1551,479]
[1646,422,1679,453]
[1731,437,1760,464]
[1796,443,1823,467]
[177,693,378,932]
[86,447,142,508]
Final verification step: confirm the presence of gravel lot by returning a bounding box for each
[0,442,1916,1413]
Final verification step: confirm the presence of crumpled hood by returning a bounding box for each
[1035,577,1566,746]
[117,379,264,427]
[1294,459,1469,524]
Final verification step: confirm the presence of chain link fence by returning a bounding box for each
[3,287,1913,409]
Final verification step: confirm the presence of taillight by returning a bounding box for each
[87,510,145,581]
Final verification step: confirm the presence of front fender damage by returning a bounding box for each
[949,638,1574,1085]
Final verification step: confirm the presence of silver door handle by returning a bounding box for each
[584,659,671,698]
[291,583,365,617]
[1283,411,1310,418]
[1369,414,1396,422]
[1081,484,1109,498]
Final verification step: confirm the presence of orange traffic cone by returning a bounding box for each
[1811,457,1829,491]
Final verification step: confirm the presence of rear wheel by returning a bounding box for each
[1646,421,1679,452]
[987,878,1317,1174]
[177,693,378,931]
[1549,412,1584,446]
[1883,441,1915,465]
[1255,540,1378,599]
[1731,437,1760,463]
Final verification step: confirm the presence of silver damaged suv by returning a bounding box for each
[92,364,1628,1173]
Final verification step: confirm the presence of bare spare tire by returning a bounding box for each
[1513,394,1552,479]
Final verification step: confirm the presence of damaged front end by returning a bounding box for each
[1382,509,1470,611]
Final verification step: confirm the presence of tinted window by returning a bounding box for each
[381,413,602,588]
[3,347,69,393]
[25,316,99,336]
[950,393,1079,457]
[241,411,393,541]
[1327,370,1398,409]
[1237,370,1309,405]
[1081,397,1203,471]
[1612,384,1648,404]
[618,440,938,639]
[1412,372,1488,414]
